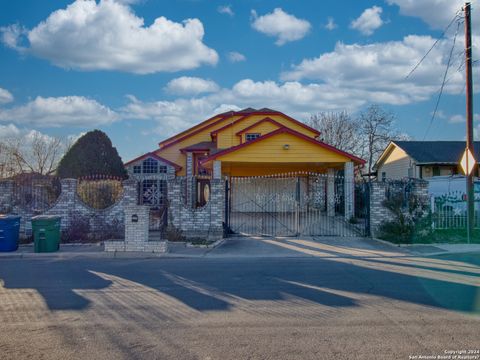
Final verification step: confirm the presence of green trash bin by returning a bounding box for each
[31,215,61,253]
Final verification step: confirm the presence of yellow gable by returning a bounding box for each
[216,114,318,149]
[210,131,351,164]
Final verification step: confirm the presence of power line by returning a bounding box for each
[423,20,461,140]
[405,10,462,80]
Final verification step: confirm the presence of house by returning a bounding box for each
[124,108,365,221]
[374,141,480,181]
[125,107,364,178]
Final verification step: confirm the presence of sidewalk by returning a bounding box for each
[0,243,111,259]
[369,237,480,256]
[398,242,480,256]
[0,241,218,259]
[1,238,479,260]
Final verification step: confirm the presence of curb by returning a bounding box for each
[366,237,411,252]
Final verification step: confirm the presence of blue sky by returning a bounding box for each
[0,0,479,161]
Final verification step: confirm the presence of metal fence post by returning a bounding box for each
[295,177,300,235]
[224,177,230,232]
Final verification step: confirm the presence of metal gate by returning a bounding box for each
[225,173,369,237]
[137,179,168,238]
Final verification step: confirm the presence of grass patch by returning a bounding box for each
[427,228,480,244]
[379,228,480,244]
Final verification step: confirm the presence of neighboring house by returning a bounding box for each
[125,107,365,208]
[374,141,480,181]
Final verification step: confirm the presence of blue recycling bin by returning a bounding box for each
[0,215,21,252]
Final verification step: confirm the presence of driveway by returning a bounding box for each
[206,235,408,258]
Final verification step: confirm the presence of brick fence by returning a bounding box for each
[369,179,429,238]
[168,178,224,240]
[1,174,226,243]
[0,178,137,239]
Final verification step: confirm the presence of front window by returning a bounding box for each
[245,133,261,142]
[142,158,158,173]
[432,166,440,177]
[133,165,141,174]
[159,165,167,174]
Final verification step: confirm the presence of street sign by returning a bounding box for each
[460,147,476,175]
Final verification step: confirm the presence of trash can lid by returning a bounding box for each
[0,214,21,221]
[31,215,62,221]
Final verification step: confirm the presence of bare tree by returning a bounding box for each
[308,111,364,158]
[0,141,18,178]
[0,132,66,177]
[358,105,400,174]
[309,105,407,177]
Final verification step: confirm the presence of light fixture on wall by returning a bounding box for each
[283,144,290,150]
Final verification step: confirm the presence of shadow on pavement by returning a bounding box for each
[0,237,479,315]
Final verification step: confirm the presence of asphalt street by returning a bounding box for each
[0,251,479,359]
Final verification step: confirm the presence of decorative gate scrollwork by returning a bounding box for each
[225,173,369,237]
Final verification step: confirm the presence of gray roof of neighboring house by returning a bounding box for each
[393,141,480,164]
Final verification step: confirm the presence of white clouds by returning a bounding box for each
[165,77,219,95]
[226,79,366,111]
[325,17,338,31]
[350,6,384,35]
[0,88,14,104]
[386,0,465,30]
[1,0,218,74]
[0,123,74,148]
[449,114,465,123]
[449,113,480,123]
[121,79,373,135]
[0,24,27,52]
[121,96,218,136]
[251,8,311,46]
[0,123,21,139]
[0,96,118,127]
[227,51,246,62]
[282,35,470,105]
[218,5,234,17]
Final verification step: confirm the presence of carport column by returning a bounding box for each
[213,160,222,179]
[186,152,194,208]
[326,168,335,217]
[344,161,355,221]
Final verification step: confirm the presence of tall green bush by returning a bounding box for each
[57,130,127,179]
[377,192,432,244]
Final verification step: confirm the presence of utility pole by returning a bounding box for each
[464,2,475,243]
